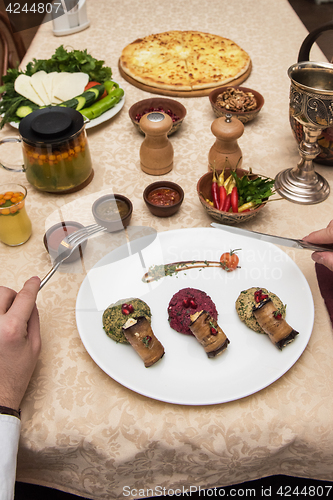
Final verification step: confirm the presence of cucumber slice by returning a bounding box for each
[16,105,34,118]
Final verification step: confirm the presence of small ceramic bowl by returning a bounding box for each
[197,168,266,225]
[92,194,133,232]
[43,221,87,263]
[129,98,186,136]
[143,181,184,217]
[209,86,264,124]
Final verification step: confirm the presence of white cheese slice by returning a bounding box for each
[50,71,70,103]
[31,71,50,105]
[53,72,89,102]
[123,318,137,329]
[14,74,45,106]
[42,71,57,103]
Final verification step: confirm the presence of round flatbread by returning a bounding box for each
[119,30,251,91]
[235,287,286,334]
[103,298,151,344]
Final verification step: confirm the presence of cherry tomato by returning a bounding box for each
[84,81,107,99]
[219,248,241,272]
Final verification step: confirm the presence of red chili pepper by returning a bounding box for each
[222,194,231,212]
[231,186,239,213]
[219,185,227,211]
[211,169,220,209]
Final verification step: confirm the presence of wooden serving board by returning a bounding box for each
[118,61,252,97]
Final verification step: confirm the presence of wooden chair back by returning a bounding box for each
[0,12,26,84]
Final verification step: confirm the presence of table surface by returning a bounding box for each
[1,0,333,498]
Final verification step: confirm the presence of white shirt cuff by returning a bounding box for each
[0,414,21,500]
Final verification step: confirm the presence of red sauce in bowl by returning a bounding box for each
[147,188,180,206]
[47,224,79,250]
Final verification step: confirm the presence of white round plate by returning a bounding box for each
[75,227,314,406]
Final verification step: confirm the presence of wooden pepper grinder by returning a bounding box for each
[140,112,174,175]
[208,113,244,171]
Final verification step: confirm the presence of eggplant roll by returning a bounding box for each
[189,310,230,358]
[122,316,165,367]
[252,298,298,349]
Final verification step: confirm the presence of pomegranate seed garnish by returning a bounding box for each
[190,299,197,309]
[135,106,180,124]
[210,327,218,335]
[183,298,190,308]
[127,304,134,313]
[273,311,282,320]
[121,303,131,315]
[254,290,269,303]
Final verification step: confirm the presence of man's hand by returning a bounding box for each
[0,277,41,411]
[303,220,333,272]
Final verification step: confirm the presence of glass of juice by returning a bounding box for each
[0,183,32,246]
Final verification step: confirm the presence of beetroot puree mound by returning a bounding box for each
[168,287,218,335]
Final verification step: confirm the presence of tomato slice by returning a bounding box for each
[219,249,241,272]
[84,81,107,99]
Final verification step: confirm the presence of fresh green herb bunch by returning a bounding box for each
[231,170,275,207]
[25,45,112,82]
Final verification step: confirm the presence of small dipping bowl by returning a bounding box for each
[43,221,87,263]
[92,194,133,232]
[143,181,184,217]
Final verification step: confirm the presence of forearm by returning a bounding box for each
[0,415,21,500]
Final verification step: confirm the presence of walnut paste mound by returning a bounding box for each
[103,298,151,344]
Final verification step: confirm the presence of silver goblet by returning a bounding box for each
[275,61,333,204]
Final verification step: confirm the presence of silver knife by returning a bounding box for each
[211,223,333,252]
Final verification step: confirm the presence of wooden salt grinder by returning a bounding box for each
[140,112,174,175]
[208,113,244,170]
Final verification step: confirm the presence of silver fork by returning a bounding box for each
[39,223,106,289]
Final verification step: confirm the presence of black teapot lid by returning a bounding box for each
[19,107,84,144]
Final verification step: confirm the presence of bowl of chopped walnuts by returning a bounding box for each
[209,86,264,124]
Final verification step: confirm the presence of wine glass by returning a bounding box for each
[275,61,333,204]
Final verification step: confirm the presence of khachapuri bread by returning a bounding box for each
[119,31,251,91]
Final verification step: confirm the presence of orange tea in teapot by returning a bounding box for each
[0,108,93,193]
[22,129,92,192]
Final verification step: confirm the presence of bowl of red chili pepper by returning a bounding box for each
[143,181,184,217]
[129,98,186,136]
[197,167,274,225]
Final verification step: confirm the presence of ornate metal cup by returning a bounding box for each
[275,61,333,204]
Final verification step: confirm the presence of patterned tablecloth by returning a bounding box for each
[1,0,333,498]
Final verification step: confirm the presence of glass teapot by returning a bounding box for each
[0,107,93,193]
